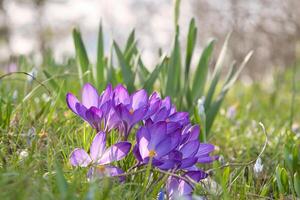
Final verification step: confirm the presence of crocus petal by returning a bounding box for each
[180,140,200,158]
[166,122,182,134]
[157,159,177,170]
[114,104,131,122]
[155,137,174,157]
[198,155,219,163]
[148,122,167,150]
[185,170,208,182]
[189,125,200,141]
[161,96,171,110]
[105,166,125,182]
[90,132,106,162]
[178,179,193,196]
[113,84,130,105]
[196,144,215,157]
[133,145,143,162]
[131,89,148,110]
[131,106,148,124]
[85,107,103,129]
[137,126,151,159]
[81,83,99,108]
[169,130,181,150]
[99,142,131,164]
[139,135,150,160]
[75,103,87,119]
[87,165,125,182]
[70,148,91,167]
[180,157,198,169]
[168,112,190,126]
[66,93,80,114]
[152,108,169,122]
[145,100,160,119]
[99,84,113,105]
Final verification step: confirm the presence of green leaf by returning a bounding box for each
[96,22,105,89]
[173,0,181,28]
[205,61,236,134]
[55,162,69,200]
[204,33,231,110]
[165,28,181,97]
[205,51,252,134]
[72,28,90,86]
[124,29,135,53]
[138,57,150,83]
[124,30,137,64]
[113,41,135,92]
[185,18,197,82]
[143,56,166,93]
[276,166,285,194]
[191,39,215,102]
[294,172,300,197]
[43,70,59,90]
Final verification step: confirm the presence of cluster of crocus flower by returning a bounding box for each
[67,83,217,199]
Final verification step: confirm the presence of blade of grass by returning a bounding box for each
[96,22,105,89]
[114,42,135,92]
[204,33,231,110]
[165,27,181,97]
[191,39,215,101]
[143,56,166,93]
[185,18,197,85]
[73,28,90,86]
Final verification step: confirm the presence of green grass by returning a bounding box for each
[0,61,299,199]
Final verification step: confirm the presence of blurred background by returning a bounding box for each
[0,0,299,79]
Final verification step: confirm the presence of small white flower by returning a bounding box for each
[197,96,206,115]
[253,157,263,175]
[12,90,18,100]
[27,68,37,83]
[42,93,51,102]
[19,150,28,160]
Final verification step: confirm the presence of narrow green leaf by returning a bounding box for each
[55,162,69,200]
[138,57,150,80]
[222,51,253,91]
[125,29,135,53]
[205,61,237,134]
[72,28,90,85]
[143,56,166,93]
[107,42,116,85]
[185,18,197,81]
[276,166,285,194]
[113,41,135,92]
[43,70,59,90]
[173,0,181,28]
[294,172,300,197]
[96,22,105,88]
[204,33,231,110]
[191,39,215,101]
[165,28,181,97]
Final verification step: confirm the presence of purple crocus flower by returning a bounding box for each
[133,122,180,166]
[147,94,190,127]
[70,131,131,181]
[166,170,208,200]
[66,83,120,132]
[113,84,150,139]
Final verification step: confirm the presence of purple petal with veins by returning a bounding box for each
[113,84,130,105]
[81,83,99,108]
[89,132,106,162]
[66,93,80,114]
[99,142,131,164]
[70,148,91,167]
[131,89,148,110]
